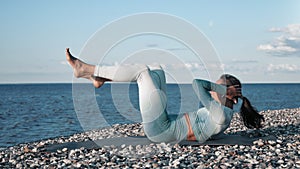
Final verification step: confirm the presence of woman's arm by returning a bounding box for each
[192,79,228,124]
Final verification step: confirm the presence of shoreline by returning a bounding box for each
[1,108,299,168]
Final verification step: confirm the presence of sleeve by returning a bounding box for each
[192,79,228,124]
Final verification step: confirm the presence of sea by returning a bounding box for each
[0,83,299,148]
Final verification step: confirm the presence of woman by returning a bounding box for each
[66,48,264,143]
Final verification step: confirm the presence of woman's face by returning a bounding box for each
[226,78,242,104]
[212,78,241,106]
[211,78,227,105]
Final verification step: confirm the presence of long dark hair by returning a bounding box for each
[220,74,264,129]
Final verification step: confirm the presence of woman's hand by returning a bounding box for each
[226,85,242,103]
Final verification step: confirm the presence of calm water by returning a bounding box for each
[0,83,299,148]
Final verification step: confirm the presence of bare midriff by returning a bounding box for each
[184,113,196,141]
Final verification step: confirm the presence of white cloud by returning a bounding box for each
[168,62,205,70]
[257,44,297,52]
[267,63,300,73]
[257,24,300,56]
[269,27,282,32]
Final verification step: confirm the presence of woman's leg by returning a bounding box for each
[65,48,107,88]
[137,68,177,142]
[93,64,166,122]
[66,48,175,142]
[147,65,166,94]
[93,64,148,82]
[94,64,176,142]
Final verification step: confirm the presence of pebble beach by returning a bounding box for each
[1,108,299,168]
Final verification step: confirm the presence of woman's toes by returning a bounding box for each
[66,49,76,67]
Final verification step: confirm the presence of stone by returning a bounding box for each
[63,159,71,164]
[267,140,276,145]
[16,163,23,168]
[32,148,38,153]
[23,146,30,153]
[277,159,284,164]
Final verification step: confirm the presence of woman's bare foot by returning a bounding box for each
[65,48,106,88]
[65,48,94,79]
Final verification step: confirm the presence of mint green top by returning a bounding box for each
[189,79,234,142]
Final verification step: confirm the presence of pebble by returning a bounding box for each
[0,108,299,168]
[32,148,38,153]
[16,163,22,168]
[73,163,81,168]
[277,159,284,164]
[254,139,264,147]
[267,140,276,145]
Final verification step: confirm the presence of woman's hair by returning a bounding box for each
[220,74,264,129]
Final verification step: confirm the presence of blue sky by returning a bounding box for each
[0,1,300,83]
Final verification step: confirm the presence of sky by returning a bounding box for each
[0,0,300,83]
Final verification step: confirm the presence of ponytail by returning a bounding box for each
[220,74,264,129]
[239,96,264,129]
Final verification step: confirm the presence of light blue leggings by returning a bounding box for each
[94,65,188,142]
